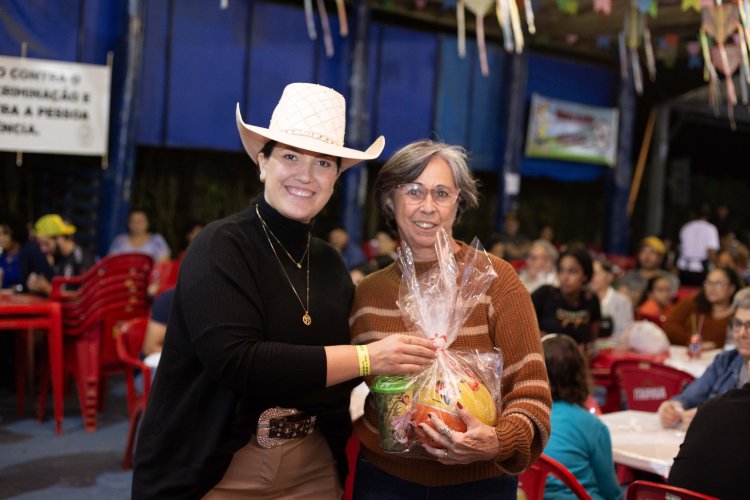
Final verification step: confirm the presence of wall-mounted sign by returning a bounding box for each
[525,93,619,167]
[0,55,111,156]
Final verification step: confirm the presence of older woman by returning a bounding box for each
[541,334,621,500]
[350,140,551,499]
[662,266,743,348]
[519,239,559,293]
[132,84,436,499]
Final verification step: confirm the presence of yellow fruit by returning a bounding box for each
[413,379,496,448]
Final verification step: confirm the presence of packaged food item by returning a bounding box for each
[371,376,414,453]
[372,229,503,456]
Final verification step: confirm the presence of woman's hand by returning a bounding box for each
[368,334,436,376]
[417,403,500,465]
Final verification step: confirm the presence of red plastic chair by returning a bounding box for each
[611,360,694,412]
[115,316,151,469]
[517,455,592,500]
[148,259,180,298]
[675,286,700,302]
[626,480,719,500]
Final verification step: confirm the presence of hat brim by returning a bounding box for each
[236,103,384,171]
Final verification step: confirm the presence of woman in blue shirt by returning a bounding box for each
[541,334,622,500]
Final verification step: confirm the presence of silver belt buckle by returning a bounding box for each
[256,407,316,449]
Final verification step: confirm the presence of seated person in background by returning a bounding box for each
[658,287,750,429]
[618,236,679,307]
[499,212,531,260]
[662,266,743,349]
[667,360,750,499]
[519,239,559,293]
[542,334,622,500]
[327,225,365,269]
[1,214,51,292]
[108,209,171,263]
[26,214,94,296]
[532,248,601,349]
[635,273,676,325]
[371,228,398,270]
[141,287,175,372]
[590,258,633,339]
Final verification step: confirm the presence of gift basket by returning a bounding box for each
[372,229,503,455]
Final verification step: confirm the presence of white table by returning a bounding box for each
[600,410,686,478]
[664,345,720,379]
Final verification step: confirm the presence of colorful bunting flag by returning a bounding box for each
[556,0,578,15]
[594,0,612,15]
[682,0,700,12]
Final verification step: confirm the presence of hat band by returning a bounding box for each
[278,128,341,146]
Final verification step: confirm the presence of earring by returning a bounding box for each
[259,171,266,182]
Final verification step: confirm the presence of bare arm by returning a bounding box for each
[142,320,167,355]
[325,334,436,387]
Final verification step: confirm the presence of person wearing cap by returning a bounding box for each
[617,236,679,306]
[26,214,95,296]
[132,83,437,499]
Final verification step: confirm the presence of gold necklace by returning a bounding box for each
[255,205,309,269]
[256,204,312,326]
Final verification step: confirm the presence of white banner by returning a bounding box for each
[0,55,111,156]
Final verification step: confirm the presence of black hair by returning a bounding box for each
[1,214,29,244]
[558,248,594,284]
[694,266,744,314]
[259,140,342,170]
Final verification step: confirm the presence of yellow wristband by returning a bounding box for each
[356,345,371,377]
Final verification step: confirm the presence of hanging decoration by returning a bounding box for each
[700,2,746,128]
[620,1,657,95]
[687,40,703,69]
[656,34,679,68]
[682,0,701,13]
[594,0,613,16]
[303,0,349,58]
[556,0,578,15]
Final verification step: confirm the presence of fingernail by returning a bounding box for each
[428,413,434,420]
[456,401,464,409]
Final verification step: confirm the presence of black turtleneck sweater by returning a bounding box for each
[132,196,356,499]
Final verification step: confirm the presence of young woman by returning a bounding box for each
[542,334,621,500]
[132,84,436,499]
[532,248,601,349]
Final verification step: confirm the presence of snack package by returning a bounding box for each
[373,229,503,455]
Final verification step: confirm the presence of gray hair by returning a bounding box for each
[530,239,558,262]
[732,287,750,311]
[374,140,480,224]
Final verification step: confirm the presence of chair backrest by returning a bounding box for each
[115,317,151,408]
[612,360,694,412]
[518,455,592,500]
[50,253,153,300]
[626,480,719,500]
[148,259,180,297]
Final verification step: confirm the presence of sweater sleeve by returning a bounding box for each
[662,297,694,346]
[178,223,329,400]
[489,263,552,473]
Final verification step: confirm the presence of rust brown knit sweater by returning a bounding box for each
[350,243,551,486]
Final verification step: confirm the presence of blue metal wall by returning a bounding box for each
[1,0,621,251]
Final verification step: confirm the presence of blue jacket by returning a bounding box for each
[675,349,746,409]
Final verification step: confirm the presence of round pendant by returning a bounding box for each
[303,312,312,326]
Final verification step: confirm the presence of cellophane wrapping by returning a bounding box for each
[371,229,503,456]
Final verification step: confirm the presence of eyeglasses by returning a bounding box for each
[730,318,750,334]
[704,279,729,288]
[397,183,460,207]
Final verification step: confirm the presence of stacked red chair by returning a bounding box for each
[114,316,150,469]
[36,253,153,431]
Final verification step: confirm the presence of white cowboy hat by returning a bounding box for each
[236,83,385,171]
